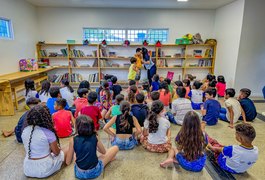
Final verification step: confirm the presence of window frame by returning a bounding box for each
[0,17,14,40]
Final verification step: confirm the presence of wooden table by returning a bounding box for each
[0,68,56,116]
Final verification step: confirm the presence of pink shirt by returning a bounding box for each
[216,82,226,97]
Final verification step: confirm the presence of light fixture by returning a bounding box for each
[178,0,189,2]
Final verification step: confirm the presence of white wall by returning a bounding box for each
[37,7,215,43]
[234,0,265,97]
[213,0,245,88]
[0,0,38,75]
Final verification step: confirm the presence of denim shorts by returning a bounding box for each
[176,153,206,172]
[111,136,138,150]
[75,160,104,179]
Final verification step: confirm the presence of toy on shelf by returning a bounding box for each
[123,40,130,47]
[19,59,39,72]
[193,33,204,44]
[155,40,162,47]
[143,40,149,46]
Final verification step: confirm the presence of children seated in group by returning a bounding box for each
[171,87,192,125]
[216,75,226,98]
[159,81,172,111]
[60,79,75,107]
[146,91,160,110]
[182,79,191,98]
[219,88,246,128]
[24,79,38,101]
[238,88,257,121]
[202,74,214,91]
[80,92,102,131]
[150,74,160,92]
[38,80,51,103]
[188,81,204,110]
[21,105,72,178]
[160,111,207,172]
[131,93,149,127]
[141,100,171,153]
[52,98,75,138]
[207,123,258,174]
[67,115,119,179]
[46,86,69,115]
[128,57,138,82]
[127,85,137,104]
[1,97,41,142]
[201,88,221,126]
[110,76,122,100]
[73,88,88,118]
[104,101,142,150]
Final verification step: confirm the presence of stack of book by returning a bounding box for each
[60,49,68,57]
[100,59,112,67]
[48,73,70,83]
[69,49,86,57]
[39,50,48,57]
[88,73,100,82]
[198,59,212,67]
[71,73,83,82]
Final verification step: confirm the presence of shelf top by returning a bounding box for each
[185,66,213,69]
[38,57,68,59]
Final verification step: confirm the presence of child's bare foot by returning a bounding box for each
[160,158,174,168]
[1,130,14,137]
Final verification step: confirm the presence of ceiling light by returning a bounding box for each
[178,0,189,2]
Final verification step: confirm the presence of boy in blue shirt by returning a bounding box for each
[150,74,160,92]
[131,93,149,127]
[201,88,221,125]
[238,88,257,121]
[46,86,69,115]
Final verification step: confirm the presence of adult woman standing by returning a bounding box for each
[142,47,157,85]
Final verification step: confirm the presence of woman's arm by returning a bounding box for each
[132,116,142,136]
[103,116,117,137]
[97,136,106,155]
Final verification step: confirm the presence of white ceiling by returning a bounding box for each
[26,0,236,9]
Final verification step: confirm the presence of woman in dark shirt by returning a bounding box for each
[104,101,142,150]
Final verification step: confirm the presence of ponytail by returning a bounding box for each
[128,85,137,104]
[119,101,131,132]
[148,100,164,133]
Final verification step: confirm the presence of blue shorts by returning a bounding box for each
[176,153,206,172]
[217,154,238,174]
[191,102,203,110]
[111,136,138,150]
[74,160,104,179]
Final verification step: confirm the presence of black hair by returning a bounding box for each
[205,88,217,98]
[136,48,142,53]
[39,80,51,96]
[153,74,159,82]
[49,86,60,98]
[102,81,111,102]
[78,80,90,90]
[25,79,35,96]
[26,105,59,158]
[128,85,137,104]
[142,81,150,92]
[130,57,137,64]
[26,97,41,106]
[183,79,190,86]
[88,91,98,104]
[193,81,202,90]
[235,123,256,142]
[225,88,236,98]
[115,94,124,105]
[142,47,149,61]
[174,80,183,87]
[151,91,160,101]
[176,87,186,98]
[136,93,145,103]
[206,74,214,82]
[111,76,118,84]
[148,100,164,133]
[76,115,96,136]
[119,101,131,132]
[186,74,196,81]
[55,98,67,108]
[129,80,136,86]
[240,88,251,98]
[217,75,226,84]
[209,80,217,88]
[61,79,74,93]
[160,81,169,95]
[77,88,89,98]
[164,78,171,85]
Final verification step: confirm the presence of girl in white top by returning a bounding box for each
[38,80,51,103]
[21,105,72,178]
[141,100,172,153]
[60,79,75,107]
[24,79,38,101]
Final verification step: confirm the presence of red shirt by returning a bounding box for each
[80,105,102,130]
[216,82,226,97]
[74,98,88,118]
[159,90,171,106]
[53,109,72,138]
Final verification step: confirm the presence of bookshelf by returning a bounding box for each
[36,43,216,85]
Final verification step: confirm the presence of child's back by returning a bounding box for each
[131,104,148,127]
[239,97,257,121]
[172,98,192,125]
[53,109,72,137]
[74,97,88,118]
[225,98,241,123]
[203,99,221,125]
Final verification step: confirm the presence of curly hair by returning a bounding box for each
[148,100,164,133]
[128,85,137,104]
[119,101,131,132]
[177,111,206,161]
[26,105,59,158]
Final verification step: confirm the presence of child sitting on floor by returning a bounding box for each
[80,92,103,131]
[141,81,151,99]
[164,78,174,98]
[38,80,51,103]
[173,80,183,100]
[216,75,226,98]
[141,100,171,153]
[110,76,122,100]
[201,88,221,126]
[238,88,257,121]
[146,91,160,110]
[104,101,142,150]
[1,97,40,142]
[219,88,246,128]
[60,79,75,107]
[24,79,38,102]
[67,115,119,179]
[73,88,88,118]
[182,79,191,98]
[159,81,172,111]
[188,81,204,110]
[160,111,207,172]
[207,123,258,174]
[150,74,160,92]
[53,98,75,138]
[127,85,137,104]
[131,93,149,127]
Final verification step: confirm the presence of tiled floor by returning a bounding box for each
[0,101,265,180]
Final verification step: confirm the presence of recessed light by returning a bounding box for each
[178,0,189,2]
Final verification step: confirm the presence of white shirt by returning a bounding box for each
[39,92,50,103]
[222,145,258,173]
[60,87,74,107]
[225,98,241,123]
[172,98,192,125]
[189,89,204,103]
[144,116,170,144]
[25,90,38,101]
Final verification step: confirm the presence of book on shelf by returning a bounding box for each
[198,59,212,67]
[48,73,70,83]
[157,59,168,67]
[39,50,48,57]
[71,73,83,82]
[60,48,68,57]
[99,47,108,57]
[204,48,214,58]
[70,59,79,67]
[88,73,100,83]
[100,59,112,67]
[92,58,98,67]
[70,49,85,57]
[193,50,203,58]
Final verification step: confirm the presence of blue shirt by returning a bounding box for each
[131,104,149,127]
[15,111,28,143]
[203,99,221,125]
[151,81,160,91]
[239,98,257,121]
[46,98,69,115]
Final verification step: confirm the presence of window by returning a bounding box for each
[83,28,168,43]
[0,18,13,39]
